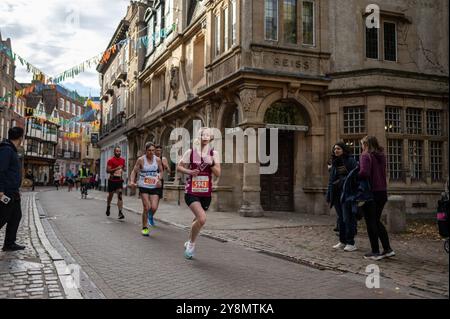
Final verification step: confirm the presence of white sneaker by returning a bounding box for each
[333,242,346,249]
[184,241,195,259]
[344,244,357,252]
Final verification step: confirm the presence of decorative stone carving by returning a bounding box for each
[288,83,301,96]
[170,65,180,100]
[239,89,257,113]
[386,97,404,106]
[344,97,364,106]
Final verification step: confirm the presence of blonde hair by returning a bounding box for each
[194,127,214,146]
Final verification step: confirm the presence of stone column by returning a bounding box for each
[239,125,264,217]
[309,127,328,215]
[237,86,264,217]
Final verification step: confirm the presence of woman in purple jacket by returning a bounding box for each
[359,136,395,261]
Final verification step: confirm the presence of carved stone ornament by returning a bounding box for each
[170,65,180,100]
[239,89,257,112]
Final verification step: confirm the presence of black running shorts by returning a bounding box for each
[139,187,162,198]
[184,194,211,211]
[108,179,123,193]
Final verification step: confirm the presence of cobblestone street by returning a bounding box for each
[0,192,68,299]
[1,189,448,299]
[87,189,449,298]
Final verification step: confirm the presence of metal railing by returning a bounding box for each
[100,112,126,138]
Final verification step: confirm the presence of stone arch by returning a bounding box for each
[159,125,177,182]
[256,90,320,129]
[159,125,176,145]
[216,100,242,132]
[180,114,206,130]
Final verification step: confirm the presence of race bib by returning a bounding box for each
[192,176,209,193]
[143,176,158,186]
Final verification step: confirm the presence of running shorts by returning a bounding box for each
[184,193,211,211]
[108,179,123,193]
[139,187,162,198]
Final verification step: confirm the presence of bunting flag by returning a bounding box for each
[0,92,13,102]
[2,22,179,90]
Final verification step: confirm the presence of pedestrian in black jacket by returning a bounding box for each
[0,127,26,251]
[326,142,358,252]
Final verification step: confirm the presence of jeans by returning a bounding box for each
[362,191,391,253]
[334,200,356,246]
[0,196,22,247]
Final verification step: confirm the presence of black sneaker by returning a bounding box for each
[118,211,124,220]
[382,249,396,258]
[2,243,26,252]
[106,206,110,216]
[364,252,384,261]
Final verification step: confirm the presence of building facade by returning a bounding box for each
[0,32,22,139]
[97,1,150,189]
[23,81,86,183]
[118,0,447,216]
[80,98,101,174]
[23,98,58,185]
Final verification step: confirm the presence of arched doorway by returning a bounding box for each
[160,127,177,182]
[260,101,309,212]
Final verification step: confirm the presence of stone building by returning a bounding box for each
[122,0,447,216]
[0,32,18,139]
[97,0,150,189]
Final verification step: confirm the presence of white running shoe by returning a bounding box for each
[344,244,357,252]
[333,242,345,249]
[184,241,195,259]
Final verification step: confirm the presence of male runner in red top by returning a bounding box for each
[106,147,126,219]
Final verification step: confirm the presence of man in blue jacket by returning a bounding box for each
[0,127,25,251]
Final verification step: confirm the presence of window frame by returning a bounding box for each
[343,106,367,135]
[283,0,298,44]
[406,107,423,135]
[408,139,424,182]
[387,139,404,182]
[302,0,315,46]
[429,141,443,182]
[385,106,403,134]
[383,20,398,62]
[365,23,379,60]
[264,0,279,42]
[223,5,230,52]
[231,0,237,46]
[426,109,442,136]
[214,12,221,57]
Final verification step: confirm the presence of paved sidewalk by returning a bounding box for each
[0,192,81,299]
[88,189,449,298]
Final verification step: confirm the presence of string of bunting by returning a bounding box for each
[0,22,178,91]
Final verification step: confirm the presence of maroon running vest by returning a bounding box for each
[185,148,213,197]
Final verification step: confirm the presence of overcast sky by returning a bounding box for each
[0,0,131,97]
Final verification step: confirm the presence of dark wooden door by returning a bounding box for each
[260,131,294,211]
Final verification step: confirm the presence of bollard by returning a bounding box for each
[385,195,407,233]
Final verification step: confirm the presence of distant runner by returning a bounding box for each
[106,147,126,220]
